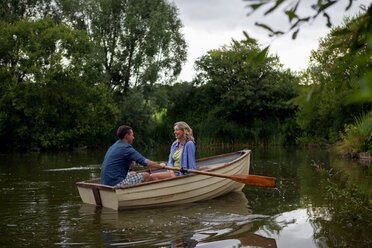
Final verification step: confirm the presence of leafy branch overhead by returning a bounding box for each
[244,0,369,39]
[244,0,372,103]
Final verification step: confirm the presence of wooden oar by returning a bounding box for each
[163,166,276,188]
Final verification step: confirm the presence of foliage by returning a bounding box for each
[336,111,372,156]
[343,6,372,103]
[3,1,371,151]
[244,0,368,39]
[311,161,372,247]
[1,0,188,95]
[115,87,156,148]
[295,14,372,143]
[0,0,189,151]
[0,0,55,23]
[245,1,372,113]
[0,18,118,151]
[55,0,187,94]
[153,40,300,145]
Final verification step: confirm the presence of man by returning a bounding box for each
[101,125,174,186]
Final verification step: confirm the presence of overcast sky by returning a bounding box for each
[171,0,371,82]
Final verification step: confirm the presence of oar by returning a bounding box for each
[163,166,276,188]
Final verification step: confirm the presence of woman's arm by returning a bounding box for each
[185,141,196,170]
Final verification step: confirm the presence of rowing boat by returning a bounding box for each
[76,150,250,210]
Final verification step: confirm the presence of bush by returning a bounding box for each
[336,111,372,156]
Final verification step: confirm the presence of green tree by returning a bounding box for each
[1,0,187,95]
[57,0,187,94]
[116,88,156,147]
[245,1,372,104]
[295,15,372,143]
[0,0,55,23]
[0,18,118,151]
[160,40,300,145]
[195,40,298,123]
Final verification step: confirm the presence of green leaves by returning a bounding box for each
[80,0,187,94]
[245,0,360,39]
[0,18,118,151]
[255,22,285,37]
[242,31,270,64]
[264,0,285,15]
[191,39,300,144]
[349,72,372,103]
[295,13,372,143]
[292,29,300,39]
[339,111,372,154]
[246,45,270,64]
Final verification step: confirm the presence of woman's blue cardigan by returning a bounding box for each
[167,140,196,170]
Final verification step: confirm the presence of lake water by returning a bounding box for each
[0,146,371,247]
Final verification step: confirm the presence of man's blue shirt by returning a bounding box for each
[100,140,149,186]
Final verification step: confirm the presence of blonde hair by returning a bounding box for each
[174,121,195,143]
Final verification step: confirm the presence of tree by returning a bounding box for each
[245,1,372,103]
[161,40,300,144]
[0,0,55,23]
[195,40,298,122]
[0,18,118,151]
[56,0,187,94]
[295,14,372,142]
[1,0,188,95]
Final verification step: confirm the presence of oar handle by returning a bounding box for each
[163,166,182,172]
[164,166,227,178]
[163,166,276,187]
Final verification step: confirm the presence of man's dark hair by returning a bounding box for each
[117,125,132,139]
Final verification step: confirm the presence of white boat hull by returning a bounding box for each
[77,150,250,210]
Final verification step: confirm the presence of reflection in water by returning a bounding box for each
[196,234,277,248]
[78,191,272,247]
[256,208,327,248]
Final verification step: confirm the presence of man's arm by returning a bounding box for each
[147,160,166,170]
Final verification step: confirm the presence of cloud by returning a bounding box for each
[174,0,247,29]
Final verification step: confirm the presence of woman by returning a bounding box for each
[167,121,196,175]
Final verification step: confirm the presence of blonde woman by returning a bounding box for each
[167,121,196,175]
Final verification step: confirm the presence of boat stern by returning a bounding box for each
[76,180,119,210]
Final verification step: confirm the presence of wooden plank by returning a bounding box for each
[92,188,102,207]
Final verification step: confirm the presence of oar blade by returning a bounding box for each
[229,174,276,187]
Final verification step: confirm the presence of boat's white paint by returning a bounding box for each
[76,150,250,210]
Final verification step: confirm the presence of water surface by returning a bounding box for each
[0,146,370,247]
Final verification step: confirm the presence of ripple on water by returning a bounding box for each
[44,166,100,172]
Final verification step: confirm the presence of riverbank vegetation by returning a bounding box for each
[335,112,372,157]
[0,0,371,156]
[311,159,372,247]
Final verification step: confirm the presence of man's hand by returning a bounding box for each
[129,161,136,170]
[159,163,166,169]
[147,160,166,170]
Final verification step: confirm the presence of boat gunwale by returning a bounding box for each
[76,149,250,192]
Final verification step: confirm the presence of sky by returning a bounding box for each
[171,0,371,82]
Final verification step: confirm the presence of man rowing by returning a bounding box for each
[100,125,175,186]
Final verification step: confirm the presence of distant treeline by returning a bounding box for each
[0,0,371,154]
